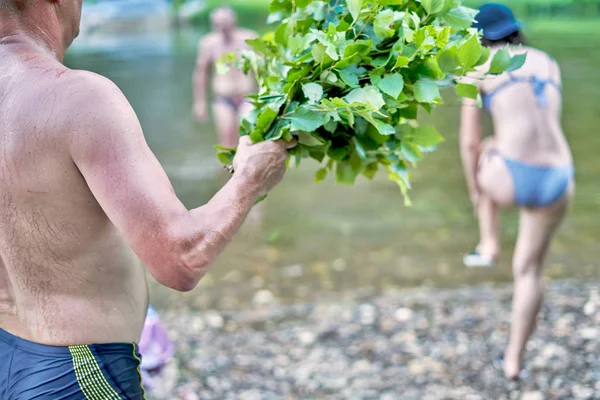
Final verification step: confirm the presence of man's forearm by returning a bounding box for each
[171,174,261,290]
[191,174,260,247]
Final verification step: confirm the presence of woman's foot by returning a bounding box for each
[463,250,495,268]
[493,353,528,380]
[463,243,498,268]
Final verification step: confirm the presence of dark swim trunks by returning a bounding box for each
[0,328,146,400]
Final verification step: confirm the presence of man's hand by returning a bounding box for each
[193,103,208,122]
[233,136,295,196]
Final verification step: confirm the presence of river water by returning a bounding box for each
[65,18,600,308]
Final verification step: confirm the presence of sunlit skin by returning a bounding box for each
[0,0,292,346]
[193,7,257,149]
[460,45,573,379]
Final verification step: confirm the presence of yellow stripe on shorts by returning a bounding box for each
[69,345,122,400]
[131,343,147,400]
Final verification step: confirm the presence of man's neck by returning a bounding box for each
[220,30,235,44]
[0,11,65,62]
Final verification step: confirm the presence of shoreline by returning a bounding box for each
[149,279,600,399]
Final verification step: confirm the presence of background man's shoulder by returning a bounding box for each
[238,29,258,40]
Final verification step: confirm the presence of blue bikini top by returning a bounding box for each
[481,54,561,111]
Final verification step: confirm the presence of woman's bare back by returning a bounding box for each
[480,46,572,166]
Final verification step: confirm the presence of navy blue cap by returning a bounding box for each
[473,4,521,40]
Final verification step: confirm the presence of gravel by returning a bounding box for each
[147,279,600,400]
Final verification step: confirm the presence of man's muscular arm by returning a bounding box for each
[66,72,288,292]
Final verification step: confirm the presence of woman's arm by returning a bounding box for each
[459,97,483,211]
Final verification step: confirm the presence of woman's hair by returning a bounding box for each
[481,31,527,47]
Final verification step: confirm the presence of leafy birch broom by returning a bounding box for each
[217,0,525,204]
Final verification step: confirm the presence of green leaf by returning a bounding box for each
[296,131,327,146]
[312,43,328,65]
[374,9,395,39]
[302,83,324,104]
[389,162,411,189]
[245,38,272,55]
[325,43,339,61]
[444,6,477,30]
[410,125,445,146]
[336,161,358,185]
[345,86,386,110]
[393,56,410,69]
[420,0,444,15]
[456,82,478,99]
[489,46,510,74]
[275,22,289,46]
[328,147,349,161]
[339,69,360,87]
[437,47,460,73]
[311,1,328,21]
[458,35,482,69]
[217,152,234,165]
[288,107,330,132]
[213,144,235,152]
[506,53,527,72]
[324,120,339,133]
[363,162,379,179]
[252,105,281,142]
[378,0,404,4]
[353,137,367,159]
[413,80,441,103]
[387,164,412,206]
[347,0,363,21]
[373,120,396,135]
[401,141,422,164]
[473,46,490,67]
[289,35,307,55]
[436,26,452,48]
[321,70,339,83]
[422,57,444,80]
[315,168,328,183]
[342,40,372,59]
[377,73,404,99]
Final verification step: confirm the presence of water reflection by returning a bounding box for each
[65,22,600,308]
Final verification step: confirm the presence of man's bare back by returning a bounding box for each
[0,47,149,345]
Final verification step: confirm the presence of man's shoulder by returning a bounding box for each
[200,33,220,48]
[49,69,132,129]
[237,29,258,40]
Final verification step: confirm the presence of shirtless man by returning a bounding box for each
[0,1,291,398]
[193,7,257,149]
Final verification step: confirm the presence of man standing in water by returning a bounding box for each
[193,6,258,149]
[0,0,292,398]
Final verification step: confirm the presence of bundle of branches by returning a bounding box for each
[217,0,524,203]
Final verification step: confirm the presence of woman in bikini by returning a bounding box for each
[459,4,574,379]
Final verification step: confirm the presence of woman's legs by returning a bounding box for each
[476,141,573,378]
[476,193,501,259]
[472,138,514,261]
[503,189,572,378]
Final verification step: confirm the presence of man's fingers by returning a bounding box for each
[238,135,252,146]
[273,138,298,150]
[284,138,298,149]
